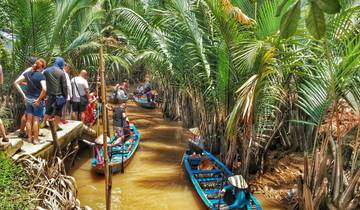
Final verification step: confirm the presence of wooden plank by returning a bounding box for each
[10,121,84,160]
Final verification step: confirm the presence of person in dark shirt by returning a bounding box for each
[106,102,130,138]
[14,59,47,144]
[42,57,68,130]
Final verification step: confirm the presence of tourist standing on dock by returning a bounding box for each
[18,57,37,138]
[42,57,68,131]
[14,59,47,144]
[71,70,89,123]
[61,63,72,124]
[0,64,9,143]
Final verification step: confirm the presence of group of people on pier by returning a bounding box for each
[0,57,97,145]
[0,56,155,145]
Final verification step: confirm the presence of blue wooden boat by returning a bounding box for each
[183,146,262,210]
[91,124,141,174]
[133,95,156,109]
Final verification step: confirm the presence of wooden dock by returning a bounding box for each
[0,121,85,160]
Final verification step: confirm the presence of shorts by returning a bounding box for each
[72,101,87,113]
[45,95,64,117]
[25,98,45,118]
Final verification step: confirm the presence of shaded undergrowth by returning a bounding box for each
[0,155,34,210]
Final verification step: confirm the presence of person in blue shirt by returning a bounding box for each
[221,175,259,209]
[14,59,47,144]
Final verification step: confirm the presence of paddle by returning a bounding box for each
[180,150,186,166]
[120,131,132,174]
[121,148,125,173]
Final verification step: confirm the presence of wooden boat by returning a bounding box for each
[91,124,141,174]
[133,95,156,109]
[183,145,262,210]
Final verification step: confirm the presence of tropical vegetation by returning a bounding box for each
[0,0,360,209]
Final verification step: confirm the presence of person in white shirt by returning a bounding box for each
[61,63,72,123]
[71,70,89,122]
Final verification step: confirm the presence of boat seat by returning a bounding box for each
[204,189,221,194]
[197,177,223,182]
[192,169,222,174]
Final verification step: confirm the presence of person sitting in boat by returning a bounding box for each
[135,82,144,96]
[144,78,155,103]
[221,175,254,209]
[112,83,128,103]
[109,127,125,147]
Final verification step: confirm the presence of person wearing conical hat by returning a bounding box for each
[221,175,253,208]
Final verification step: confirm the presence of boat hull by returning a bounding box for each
[92,124,141,174]
[133,96,156,109]
[183,147,262,210]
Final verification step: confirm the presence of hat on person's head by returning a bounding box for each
[95,134,110,145]
[28,56,37,66]
[228,175,248,189]
[54,57,65,69]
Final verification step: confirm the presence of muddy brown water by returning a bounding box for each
[70,101,284,210]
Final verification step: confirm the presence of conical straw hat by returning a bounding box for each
[228,175,248,189]
[189,127,200,136]
[95,134,110,145]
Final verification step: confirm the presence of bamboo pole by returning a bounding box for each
[99,46,111,210]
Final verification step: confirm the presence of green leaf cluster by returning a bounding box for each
[279,0,342,39]
[0,156,33,210]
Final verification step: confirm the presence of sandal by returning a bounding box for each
[2,137,9,143]
[18,132,28,138]
[40,122,49,129]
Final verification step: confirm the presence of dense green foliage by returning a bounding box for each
[0,155,33,210]
[0,0,360,208]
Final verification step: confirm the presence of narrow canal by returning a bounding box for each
[71,101,284,210]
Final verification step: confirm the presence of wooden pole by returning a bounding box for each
[99,46,111,210]
[49,120,62,158]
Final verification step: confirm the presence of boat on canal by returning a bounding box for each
[183,143,262,210]
[133,95,157,109]
[91,124,141,174]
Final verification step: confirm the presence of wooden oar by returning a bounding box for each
[180,151,186,166]
[121,151,125,173]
